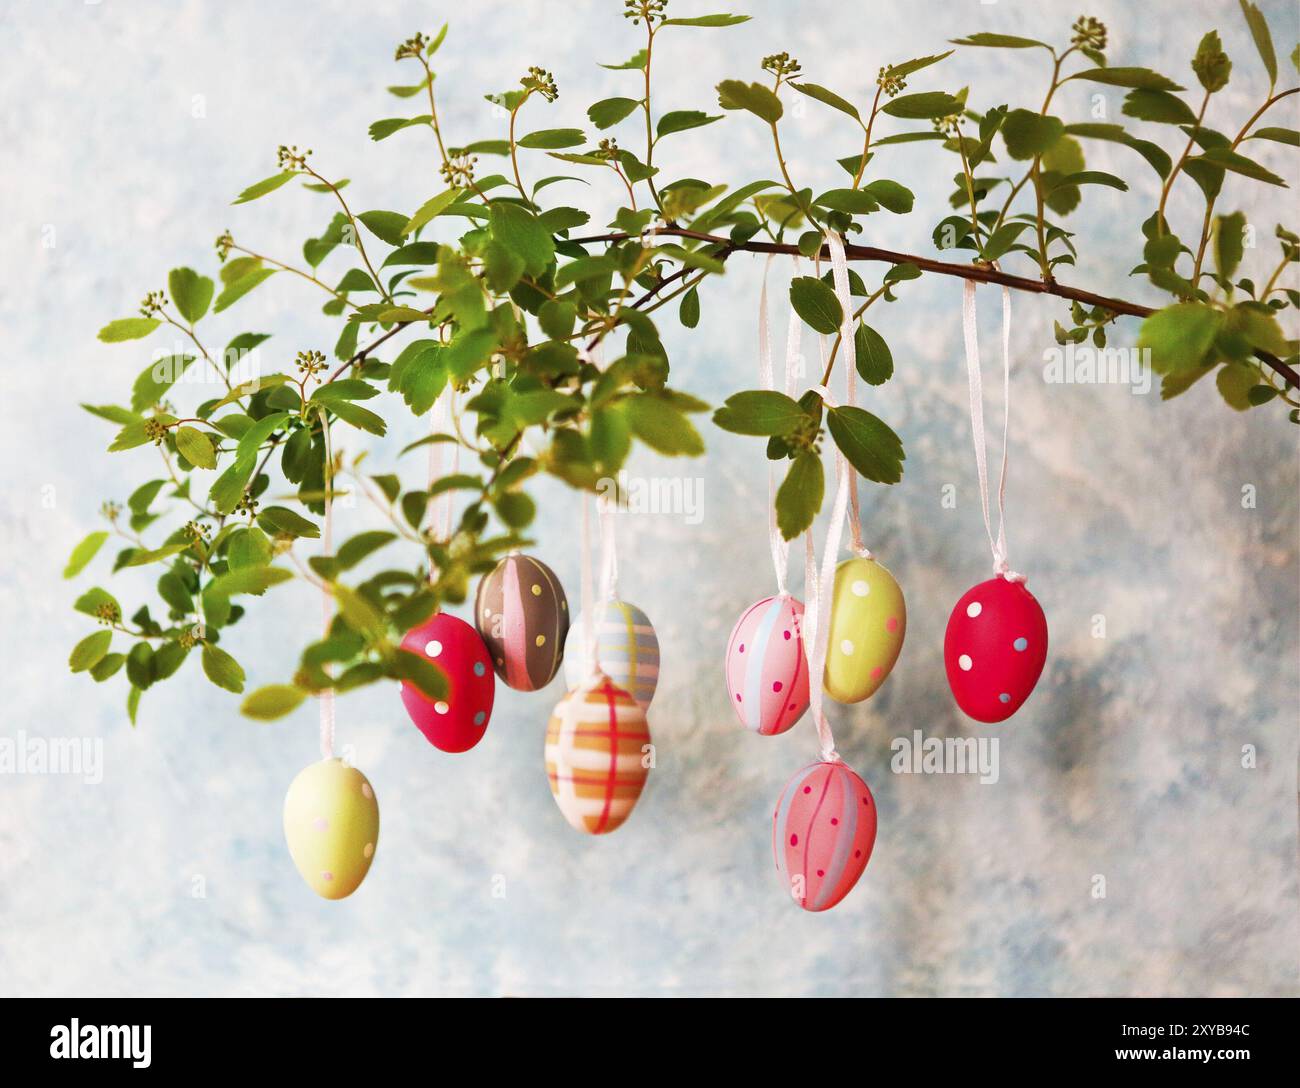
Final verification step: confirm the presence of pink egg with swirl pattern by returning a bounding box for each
[399,612,495,753]
[772,760,877,912]
[724,594,809,736]
[944,576,1048,723]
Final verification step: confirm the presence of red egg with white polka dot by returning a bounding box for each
[399,612,495,753]
[724,594,809,736]
[772,760,877,912]
[944,577,1048,723]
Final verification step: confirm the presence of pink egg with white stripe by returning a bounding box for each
[772,760,877,912]
[724,594,809,735]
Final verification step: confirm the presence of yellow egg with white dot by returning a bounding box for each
[823,556,906,703]
[283,758,379,900]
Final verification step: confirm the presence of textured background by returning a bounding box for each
[1,0,1296,997]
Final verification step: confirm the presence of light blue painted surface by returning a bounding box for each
[0,0,1296,996]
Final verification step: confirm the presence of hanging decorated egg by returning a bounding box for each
[544,672,650,834]
[563,599,660,711]
[283,758,379,900]
[724,594,809,735]
[823,556,906,703]
[475,553,570,692]
[944,577,1048,723]
[398,612,495,753]
[772,760,877,912]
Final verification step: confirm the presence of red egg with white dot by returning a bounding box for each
[943,577,1048,723]
[772,760,877,912]
[724,594,809,736]
[399,612,495,752]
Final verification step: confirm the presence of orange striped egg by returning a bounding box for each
[544,673,651,834]
[475,553,569,692]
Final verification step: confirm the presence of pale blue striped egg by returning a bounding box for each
[563,600,660,710]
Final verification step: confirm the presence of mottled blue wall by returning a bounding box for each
[1,0,1296,996]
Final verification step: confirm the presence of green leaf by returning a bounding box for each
[131,354,195,411]
[713,390,809,435]
[881,91,964,120]
[333,584,388,640]
[74,587,120,621]
[1248,127,1300,146]
[201,643,245,693]
[855,325,894,385]
[656,110,723,137]
[816,188,878,214]
[358,210,408,246]
[1232,1,1274,83]
[168,267,214,323]
[329,399,388,436]
[950,33,1050,50]
[601,50,648,71]
[335,530,397,571]
[716,79,783,123]
[1069,67,1184,91]
[886,51,954,79]
[1123,89,1197,125]
[1192,147,1286,186]
[175,426,217,469]
[776,451,823,540]
[789,82,860,122]
[1216,363,1256,410]
[489,203,555,277]
[1137,303,1226,372]
[70,630,112,673]
[209,459,254,515]
[257,505,321,539]
[64,531,109,578]
[1192,30,1232,93]
[863,179,914,214]
[679,286,700,329]
[241,685,306,721]
[588,97,641,130]
[157,570,194,613]
[1001,109,1064,159]
[402,188,462,235]
[214,268,276,313]
[789,275,842,335]
[826,405,905,483]
[518,128,586,149]
[391,648,450,700]
[233,171,297,204]
[97,318,160,343]
[206,565,293,598]
[368,115,431,141]
[1214,211,1247,281]
[662,13,750,27]
[90,654,126,683]
[624,394,705,456]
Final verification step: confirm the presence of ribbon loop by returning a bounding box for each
[961,280,1023,583]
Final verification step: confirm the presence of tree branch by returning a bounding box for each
[571,226,1300,389]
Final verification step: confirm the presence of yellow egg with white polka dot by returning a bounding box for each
[283,758,379,900]
[823,556,906,703]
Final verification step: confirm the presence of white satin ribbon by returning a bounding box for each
[319,411,336,760]
[797,231,864,763]
[960,280,1024,584]
[824,233,874,561]
[758,253,800,595]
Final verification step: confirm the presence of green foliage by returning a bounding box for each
[69,6,1300,724]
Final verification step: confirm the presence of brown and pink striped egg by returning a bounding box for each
[475,553,570,692]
